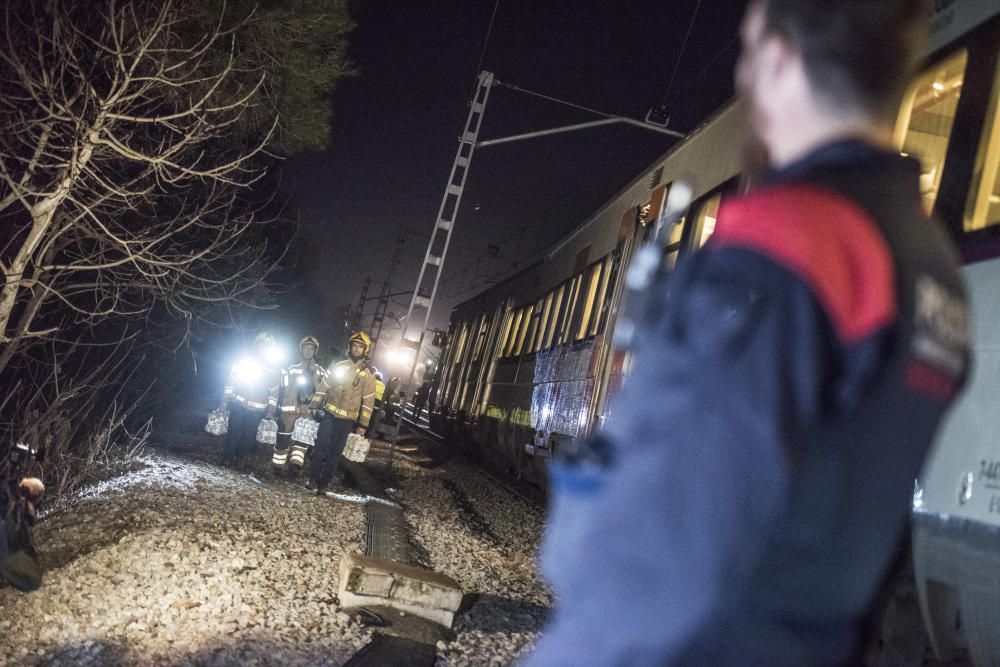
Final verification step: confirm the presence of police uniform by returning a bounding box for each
[529,141,971,666]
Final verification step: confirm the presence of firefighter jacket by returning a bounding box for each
[223,358,280,413]
[528,141,971,667]
[312,357,377,427]
[279,361,328,417]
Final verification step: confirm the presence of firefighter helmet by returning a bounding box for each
[299,335,319,349]
[348,331,371,352]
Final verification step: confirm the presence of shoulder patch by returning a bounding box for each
[713,184,896,343]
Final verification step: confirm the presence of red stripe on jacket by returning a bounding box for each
[713,185,897,343]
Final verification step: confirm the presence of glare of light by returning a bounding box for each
[296,375,308,386]
[264,345,285,366]
[386,346,416,367]
[579,409,589,429]
[541,405,552,421]
[425,358,435,367]
[334,366,349,381]
[912,479,924,511]
[932,81,944,92]
[234,357,261,384]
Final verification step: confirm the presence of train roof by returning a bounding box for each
[451,99,738,316]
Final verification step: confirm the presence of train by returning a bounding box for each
[432,2,1000,661]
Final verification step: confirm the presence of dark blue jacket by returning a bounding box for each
[528,141,970,666]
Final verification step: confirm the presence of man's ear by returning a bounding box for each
[756,33,793,91]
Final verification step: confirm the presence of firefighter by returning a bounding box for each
[383,376,402,423]
[528,2,971,665]
[273,336,327,478]
[220,331,282,469]
[307,331,377,493]
[367,371,387,437]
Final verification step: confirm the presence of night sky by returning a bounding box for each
[280,0,748,361]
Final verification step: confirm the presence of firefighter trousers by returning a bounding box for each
[310,416,353,489]
[273,413,308,470]
[223,404,263,466]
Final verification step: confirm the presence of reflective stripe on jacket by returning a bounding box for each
[312,358,377,427]
[279,362,328,415]
[223,358,279,411]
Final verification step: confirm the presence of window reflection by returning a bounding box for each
[694,194,722,248]
[895,50,967,213]
[966,53,1000,232]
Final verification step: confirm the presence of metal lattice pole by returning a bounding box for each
[387,71,494,470]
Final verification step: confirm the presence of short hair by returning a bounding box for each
[759,0,929,118]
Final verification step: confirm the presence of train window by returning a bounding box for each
[576,263,603,340]
[589,258,613,337]
[965,55,1000,232]
[895,50,968,213]
[560,276,582,345]
[514,305,534,356]
[452,323,470,366]
[537,292,555,351]
[503,309,523,358]
[692,194,722,248]
[543,285,564,349]
[527,299,544,353]
[472,314,489,360]
[663,212,687,269]
[497,310,514,360]
[552,278,576,345]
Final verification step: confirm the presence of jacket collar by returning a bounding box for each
[760,139,922,188]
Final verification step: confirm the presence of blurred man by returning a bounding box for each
[221,331,281,469]
[273,336,327,478]
[529,2,971,665]
[308,331,376,494]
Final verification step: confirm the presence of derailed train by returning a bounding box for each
[433,2,1000,661]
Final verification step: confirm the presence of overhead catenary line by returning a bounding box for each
[474,0,501,83]
[493,80,615,119]
[662,0,703,104]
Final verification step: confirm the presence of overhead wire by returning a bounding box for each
[661,0,704,104]
[475,0,501,81]
[493,81,615,119]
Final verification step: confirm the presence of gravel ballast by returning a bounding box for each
[2,434,554,666]
[0,454,371,666]
[391,455,552,667]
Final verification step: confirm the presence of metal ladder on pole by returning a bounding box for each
[386,71,494,469]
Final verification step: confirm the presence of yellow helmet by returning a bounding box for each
[299,335,319,349]
[348,331,371,352]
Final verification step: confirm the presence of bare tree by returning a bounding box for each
[0,0,292,373]
[0,0,354,495]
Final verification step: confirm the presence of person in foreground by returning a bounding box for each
[527,1,971,665]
